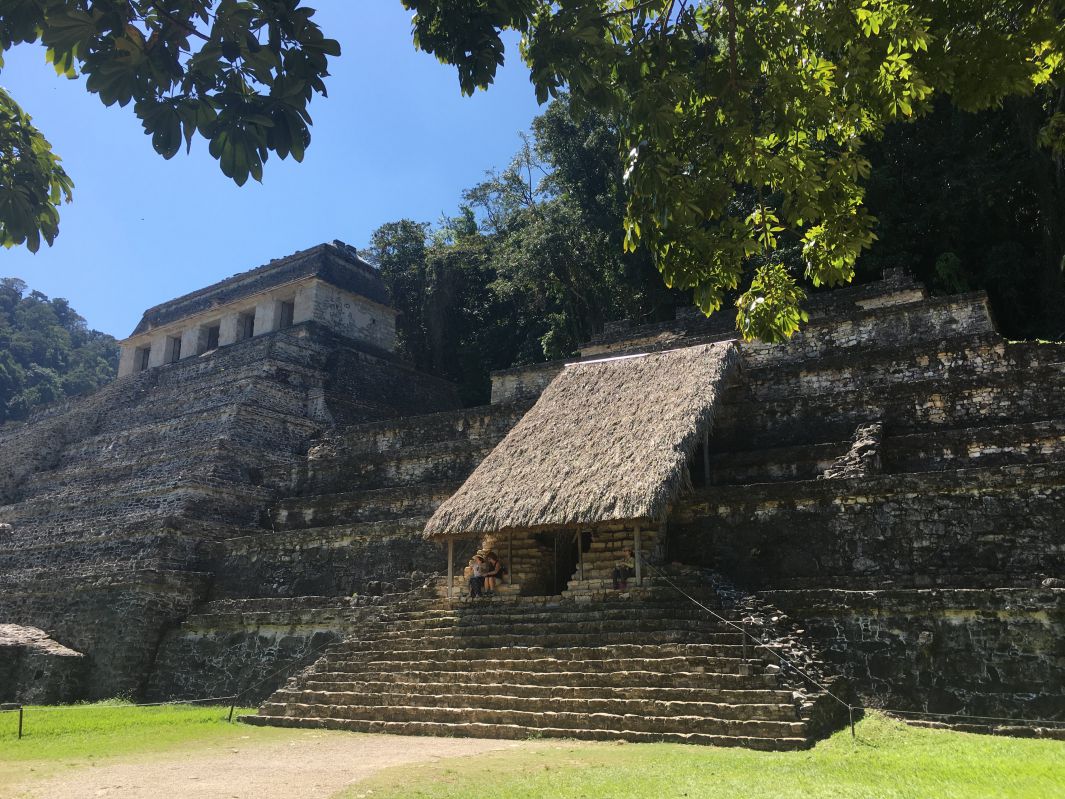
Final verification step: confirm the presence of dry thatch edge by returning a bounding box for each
[424,341,739,540]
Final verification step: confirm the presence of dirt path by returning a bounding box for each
[8,730,529,799]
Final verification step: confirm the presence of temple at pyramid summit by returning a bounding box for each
[1,243,1062,746]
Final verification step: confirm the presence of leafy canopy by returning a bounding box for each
[0,277,118,422]
[0,0,339,251]
[404,0,1065,340]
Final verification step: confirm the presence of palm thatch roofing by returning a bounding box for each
[424,342,738,540]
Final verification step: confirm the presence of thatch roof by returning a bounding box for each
[424,342,738,539]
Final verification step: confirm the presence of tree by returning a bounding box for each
[0,0,339,251]
[404,0,1065,339]
[862,89,1065,340]
[370,94,683,402]
[0,277,118,421]
[8,2,1065,344]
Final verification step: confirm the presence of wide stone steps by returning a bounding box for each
[342,629,744,649]
[264,688,799,721]
[297,667,779,691]
[348,604,739,629]
[249,592,817,749]
[242,714,809,750]
[322,653,763,675]
[278,680,795,706]
[254,700,805,739]
[324,642,755,665]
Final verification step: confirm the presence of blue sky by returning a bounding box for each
[0,4,541,338]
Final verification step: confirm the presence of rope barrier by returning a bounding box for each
[7,695,237,712]
[637,553,1065,732]
[636,554,853,711]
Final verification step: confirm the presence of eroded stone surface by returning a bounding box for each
[0,624,84,703]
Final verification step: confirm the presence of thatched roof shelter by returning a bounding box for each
[424,342,738,540]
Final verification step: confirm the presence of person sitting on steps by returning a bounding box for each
[468,555,486,598]
[482,551,507,596]
[613,548,635,591]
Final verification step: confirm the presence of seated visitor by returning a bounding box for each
[613,548,635,591]
[468,555,486,598]
[483,551,507,595]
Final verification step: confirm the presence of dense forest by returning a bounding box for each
[0,278,118,423]
[369,90,1065,404]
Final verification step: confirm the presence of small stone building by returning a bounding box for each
[118,241,397,376]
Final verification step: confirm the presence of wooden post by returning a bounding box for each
[578,530,585,581]
[633,525,642,586]
[508,532,513,586]
[703,428,711,487]
[447,539,454,602]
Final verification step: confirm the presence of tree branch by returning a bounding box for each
[149,2,210,42]
[726,0,738,86]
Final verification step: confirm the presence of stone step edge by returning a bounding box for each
[258,702,807,734]
[267,690,798,716]
[239,715,811,750]
[285,680,794,700]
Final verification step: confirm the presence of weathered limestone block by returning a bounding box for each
[819,423,882,479]
[0,625,85,703]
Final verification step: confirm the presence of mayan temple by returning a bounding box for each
[1,244,1062,748]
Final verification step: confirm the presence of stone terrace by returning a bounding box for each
[146,402,529,701]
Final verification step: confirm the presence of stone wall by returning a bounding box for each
[310,281,397,353]
[758,588,1065,721]
[0,625,85,704]
[671,464,1065,590]
[145,597,364,703]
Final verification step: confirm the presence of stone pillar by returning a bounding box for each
[254,300,280,335]
[117,344,137,377]
[293,282,316,325]
[218,313,240,346]
[180,327,205,359]
[147,334,168,368]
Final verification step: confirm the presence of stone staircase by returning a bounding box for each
[244,587,841,750]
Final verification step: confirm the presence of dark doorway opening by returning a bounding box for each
[531,530,586,595]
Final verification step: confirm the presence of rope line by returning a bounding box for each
[0,695,236,712]
[637,555,852,711]
[637,554,1065,729]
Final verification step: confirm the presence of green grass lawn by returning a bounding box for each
[344,713,1065,799]
[2,705,1062,799]
[0,700,257,762]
